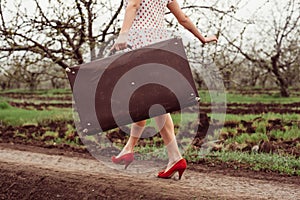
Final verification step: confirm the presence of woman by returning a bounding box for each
[111,0,217,179]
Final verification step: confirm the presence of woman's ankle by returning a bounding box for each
[168,156,183,166]
[117,147,133,157]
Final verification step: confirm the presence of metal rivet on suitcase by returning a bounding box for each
[131,82,135,86]
[72,71,76,74]
[87,123,91,126]
[83,128,88,133]
[190,93,194,96]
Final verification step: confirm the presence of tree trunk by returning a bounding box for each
[271,54,290,97]
[28,73,38,92]
[0,82,6,90]
[29,81,37,91]
[280,86,290,97]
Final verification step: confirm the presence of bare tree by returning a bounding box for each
[170,0,247,89]
[0,0,123,70]
[222,0,300,96]
[0,0,246,90]
[3,0,297,95]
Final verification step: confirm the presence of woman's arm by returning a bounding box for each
[167,0,217,44]
[112,0,141,51]
[120,0,140,33]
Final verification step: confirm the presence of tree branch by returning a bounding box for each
[100,0,123,42]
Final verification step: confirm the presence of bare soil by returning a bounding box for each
[0,143,300,200]
[2,91,299,114]
[6,100,300,114]
[1,115,299,159]
[1,91,300,199]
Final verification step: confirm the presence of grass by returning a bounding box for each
[0,89,72,107]
[255,121,267,134]
[0,105,73,126]
[2,88,299,104]
[270,125,300,141]
[0,95,72,126]
[203,151,300,176]
[0,88,71,95]
[225,133,269,145]
[219,115,299,146]
[225,92,300,104]
[135,145,167,160]
[198,90,300,104]
[211,113,300,123]
[0,101,11,109]
[172,112,198,128]
[1,88,300,176]
[2,97,72,105]
[43,131,58,138]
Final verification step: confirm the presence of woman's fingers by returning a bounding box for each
[116,42,127,50]
[110,42,128,52]
[204,36,218,44]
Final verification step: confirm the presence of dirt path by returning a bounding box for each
[0,144,299,200]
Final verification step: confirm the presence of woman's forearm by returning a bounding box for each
[168,0,217,44]
[178,16,206,43]
[120,1,140,33]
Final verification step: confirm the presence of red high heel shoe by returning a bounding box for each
[157,158,187,180]
[111,153,134,169]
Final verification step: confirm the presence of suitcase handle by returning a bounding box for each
[107,44,133,57]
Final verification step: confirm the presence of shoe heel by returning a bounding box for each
[124,160,132,170]
[178,169,185,180]
[112,153,134,169]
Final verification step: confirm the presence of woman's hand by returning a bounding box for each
[111,0,140,52]
[167,0,218,45]
[111,32,129,51]
[203,35,218,44]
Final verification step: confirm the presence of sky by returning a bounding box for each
[1,0,295,73]
[4,0,273,21]
[1,0,291,57]
[6,0,276,37]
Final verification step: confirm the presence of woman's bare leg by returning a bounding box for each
[154,113,182,171]
[116,120,146,158]
[116,113,182,171]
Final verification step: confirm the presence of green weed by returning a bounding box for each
[0,106,72,126]
[225,92,300,104]
[203,151,300,175]
[270,125,300,141]
[0,101,11,109]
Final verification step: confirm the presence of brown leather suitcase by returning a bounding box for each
[66,37,200,134]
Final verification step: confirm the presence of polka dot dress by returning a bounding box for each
[124,0,173,49]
